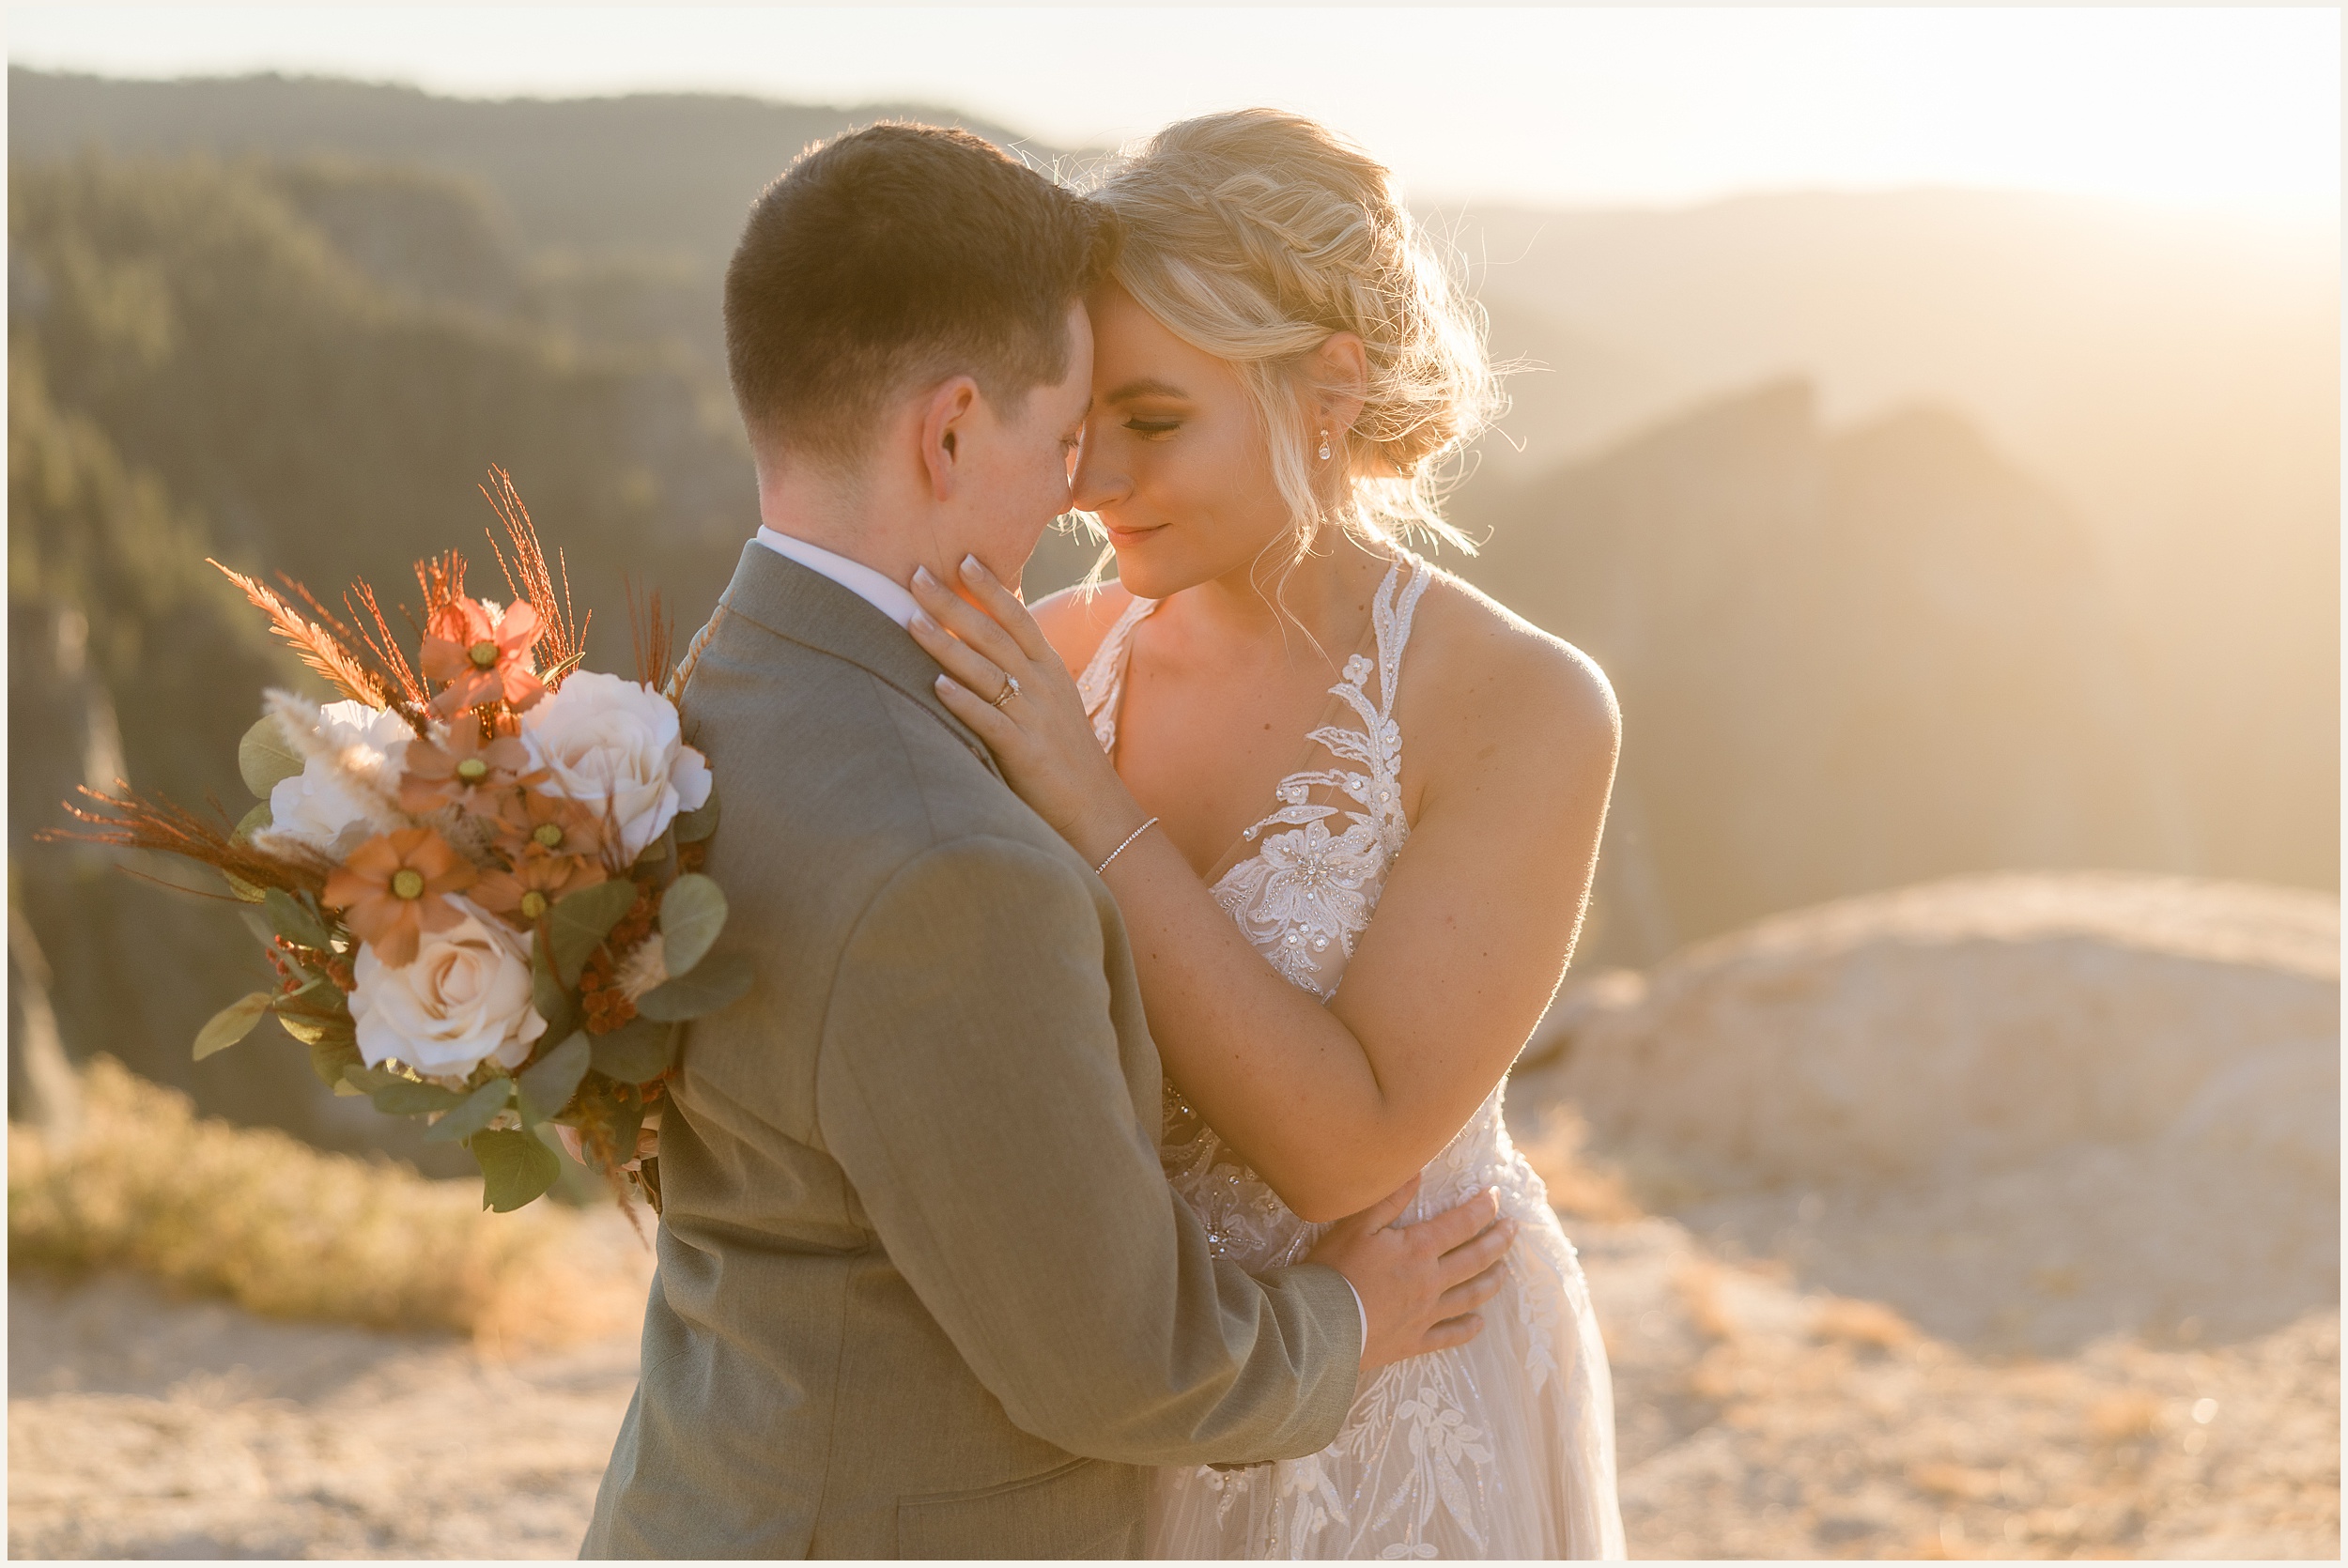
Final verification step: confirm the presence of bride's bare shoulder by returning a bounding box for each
[1029,579,1139,676]
[1406,565,1619,780]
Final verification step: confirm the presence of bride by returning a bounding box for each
[906,110,1627,1560]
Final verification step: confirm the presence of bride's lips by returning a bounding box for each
[1103,520,1166,546]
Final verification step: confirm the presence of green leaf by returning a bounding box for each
[633,826,676,874]
[370,1078,464,1115]
[636,950,753,1022]
[517,1033,592,1123]
[221,804,275,902]
[277,1007,355,1049]
[672,786,719,845]
[548,878,640,987]
[238,714,305,799]
[342,1064,404,1094]
[272,984,352,1046]
[307,1035,363,1089]
[263,887,333,951]
[471,1128,562,1212]
[284,968,335,1001]
[658,873,727,977]
[425,1076,513,1143]
[589,1016,673,1084]
[530,933,580,1043]
[601,1092,648,1168]
[193,992,274,1060]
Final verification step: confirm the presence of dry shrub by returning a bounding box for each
[2086,1388,2164,1444]
[1675,1258,1738,1342]
[8,1056,642,1349]
[1815,1295,1920,1350]
[1908,1461,2000,1501]
[1515,1103,1644,1222]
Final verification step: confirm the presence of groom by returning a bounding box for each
[582,123,1510,1559]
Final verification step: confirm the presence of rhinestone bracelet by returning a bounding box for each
[1095,816,1161,877]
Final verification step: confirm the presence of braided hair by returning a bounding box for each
[1089,109,1499,561]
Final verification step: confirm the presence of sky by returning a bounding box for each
[8,5,2340,217]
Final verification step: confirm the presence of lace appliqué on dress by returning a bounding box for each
[1075,557,1624,1560]
[1209,561,1423,998]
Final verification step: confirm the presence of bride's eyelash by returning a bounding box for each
[1124,418,1182,439]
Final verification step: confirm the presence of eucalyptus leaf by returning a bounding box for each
[633,826,676,875]
[425,1076,513,1144]
[531,935,580,1043]
[590,1016,674,1084]
[548,878,640,987]
[658,874,727,977]
[342,1064,405,1095]
[263,887,333,951]
[307,1035,363,1089]
[277,1007,355,1048]
[221,806,274,903]
[193,992,274,1060]
[238,714,304,799]
[636,950,753,1022]
[471,1128,562,1212]
[285,970,335,1002]
[605,1093,648,1168]
[672,787,719,845]
[370,1078,465,1115]
[517,1034,592,1124]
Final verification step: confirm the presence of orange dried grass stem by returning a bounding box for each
[41,785,327,898]
[480,467,587,684]
[625,577,674,691]
[209,560,389,709]
[345,578,431,714]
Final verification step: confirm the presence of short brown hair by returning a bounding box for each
[724,122,1117,467]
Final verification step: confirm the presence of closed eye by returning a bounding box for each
[1124,418,1182,439]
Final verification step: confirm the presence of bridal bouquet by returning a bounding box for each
[53,473,741,1212]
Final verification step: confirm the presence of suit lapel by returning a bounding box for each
[710,541,1002,778]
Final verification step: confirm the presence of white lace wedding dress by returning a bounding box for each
[1077,555,1627,1560]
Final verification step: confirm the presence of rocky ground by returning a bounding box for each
[9,1214,2336,1560]
[10,873,2339,1558]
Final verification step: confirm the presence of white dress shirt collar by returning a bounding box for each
[754,526,920,631]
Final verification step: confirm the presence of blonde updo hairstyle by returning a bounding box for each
[1089,108,1498,569]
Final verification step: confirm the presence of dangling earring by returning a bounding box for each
[1317,429,1333,462]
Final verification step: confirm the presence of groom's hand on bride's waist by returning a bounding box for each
[1307,1177,1515,1374]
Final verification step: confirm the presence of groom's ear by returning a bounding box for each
[918,377,983,501]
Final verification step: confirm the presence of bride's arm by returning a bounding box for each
[918,560,1619,1223]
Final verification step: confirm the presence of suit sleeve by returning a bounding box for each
[813,833,1362,1467]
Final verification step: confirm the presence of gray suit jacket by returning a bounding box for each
[581,544,1363,1559]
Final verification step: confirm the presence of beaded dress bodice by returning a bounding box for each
[1076,558,1532,1261]
[1077,553,1624,1560]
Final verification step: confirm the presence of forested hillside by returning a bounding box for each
[9,69,2334,1153]
[8,153,755,1158]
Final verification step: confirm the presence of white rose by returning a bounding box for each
[349,899,548,1079]
[518,670,712,860]
[267,700,412,854]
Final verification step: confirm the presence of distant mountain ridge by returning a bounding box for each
[8,67,1082,269]
[5,69,2333,1155]
[1453,380,2186,965]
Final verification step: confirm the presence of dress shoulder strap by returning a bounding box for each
[1368,554,1434,720]
[1075,591,1160,753]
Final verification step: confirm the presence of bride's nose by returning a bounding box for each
[1070,427,1128,514]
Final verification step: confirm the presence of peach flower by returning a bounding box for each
[424,596,546,715]
[322,825,479,968]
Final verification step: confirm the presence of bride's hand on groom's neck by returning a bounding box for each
[908,556,1151,862]
[1308,1177,1515,1373]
